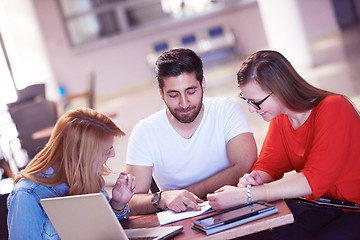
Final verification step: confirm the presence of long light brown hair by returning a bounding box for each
[237,50,334,112]
[15,108,125,195]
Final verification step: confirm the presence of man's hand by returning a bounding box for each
[160,189,203,212]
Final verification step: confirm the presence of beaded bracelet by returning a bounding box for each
[112,205,128,215]
[246,184,252,204]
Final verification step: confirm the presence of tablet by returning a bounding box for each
[295,197,360,210]
[192,201,278,235]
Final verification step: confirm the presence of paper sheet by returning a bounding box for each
[156,201,213,225]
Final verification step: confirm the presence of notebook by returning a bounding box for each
[40,193,183,240]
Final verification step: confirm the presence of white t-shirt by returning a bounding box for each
[126,97,252,191]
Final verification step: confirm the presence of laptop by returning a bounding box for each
[40,193,183,240]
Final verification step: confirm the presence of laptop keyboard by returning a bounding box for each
[128,237,157,240]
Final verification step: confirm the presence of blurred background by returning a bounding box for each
[0,0,359,192]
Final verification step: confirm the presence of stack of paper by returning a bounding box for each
[156,201,214,225]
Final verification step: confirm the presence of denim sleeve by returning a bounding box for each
[7,190,47,240]
[115,204,130,220]
[100,189,130,220]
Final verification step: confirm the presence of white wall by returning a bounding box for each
[29,0,338,101]
[298,0,339,37]
[0,0,58,101]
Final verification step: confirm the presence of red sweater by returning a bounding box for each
[252,95,360,204]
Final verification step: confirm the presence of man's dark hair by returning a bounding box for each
[155,48,203,89]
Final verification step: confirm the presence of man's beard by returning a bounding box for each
[166,93,203,124]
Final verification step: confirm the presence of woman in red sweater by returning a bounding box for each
[207,50,360,239]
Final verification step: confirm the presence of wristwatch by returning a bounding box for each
[151,191,162,209]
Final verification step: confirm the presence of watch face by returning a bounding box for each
[152,192,160,205]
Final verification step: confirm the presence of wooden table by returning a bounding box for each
[121,200,294,239]
[32,126,54,140]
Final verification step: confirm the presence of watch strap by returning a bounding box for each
[152,191,163,210]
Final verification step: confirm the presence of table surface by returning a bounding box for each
[121,200,294,239]
[32,126,54,140]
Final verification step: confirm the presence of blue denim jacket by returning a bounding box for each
[7,168,129,240]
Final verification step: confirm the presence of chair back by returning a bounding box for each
[7,84,46,109]
[0,193,9,240]
[8,99,58,160]
[150,177,160,193]
[62,71,95,111]
[87,71,95,109]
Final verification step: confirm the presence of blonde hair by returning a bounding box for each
[15,108,125,195]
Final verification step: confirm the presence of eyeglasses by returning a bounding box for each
[238,92,272,110]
